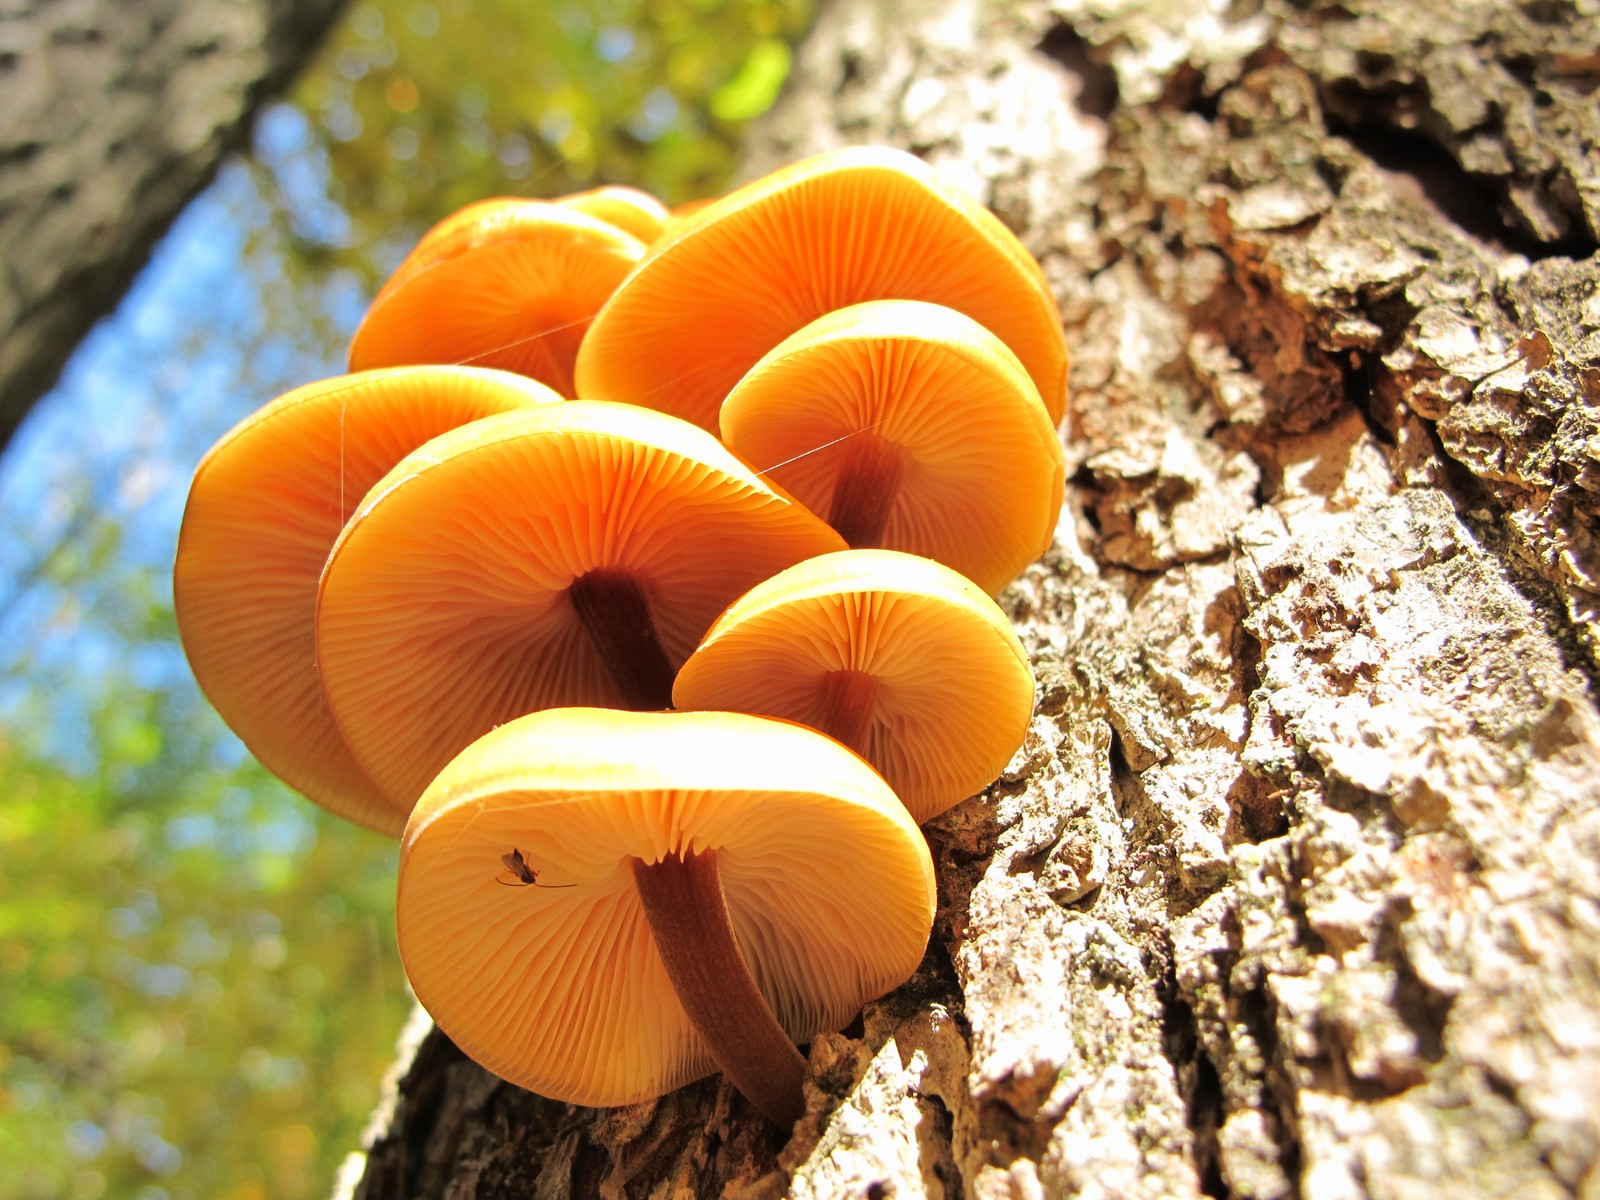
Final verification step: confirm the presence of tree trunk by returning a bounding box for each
[337,1,1600,1196]
[0,0,348,453]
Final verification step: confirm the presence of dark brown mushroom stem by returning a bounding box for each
[631,849,807,1128]
[818,669,879,755]
[568,568,676,709]
[828,434,903,548]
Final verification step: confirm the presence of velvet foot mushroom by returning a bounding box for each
[673,550,1034,824]
[718,299,1064,595]
[658,195,717,239]
[396,706,935,1128]
[348,199,646,395]
[574,145,1069,433]
[174,366,562,834]
[555,185,670,243]
[316,400,846,812]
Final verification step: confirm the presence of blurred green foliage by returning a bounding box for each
[0,1,810,1197]
[0,446,409,1200]
[291,0,810,291]
[0,744,403,1200]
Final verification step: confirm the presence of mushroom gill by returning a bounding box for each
[673,550,1035,823]
[174,366,562,834]
[397,707,935,1123]
[574,146,1069,433]
[719,300,1064,595]
[349,201,645,395]
[316,401,845,811]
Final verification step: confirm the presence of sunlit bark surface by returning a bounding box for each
[0,0,348,452]
[340,1,1600,1196]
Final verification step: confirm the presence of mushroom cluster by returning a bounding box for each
[174,150,1067,1130]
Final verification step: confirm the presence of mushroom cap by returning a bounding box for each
[397,706,935,1108]
[555,185,670,243]
[659,196,718,239]
[672,550,1034,823]
[392,197,528,259]
[574,146,1068,432]
[348,201,645,395]
[174,366,563,835]
[316,400,847,810]
[718,299,1065,595]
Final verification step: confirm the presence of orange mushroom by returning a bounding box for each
[574,146,1068,433]
[718,299,1064,594]
[659,195,718,239]
[673,550,1034,823]
[397,706,935,1126]
[555,185,670,243]
[348,200,645,395]
[174,366,563,835]
[316,400,846,811]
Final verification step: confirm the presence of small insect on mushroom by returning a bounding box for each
[397,707,935,1128]
[497,848,574,889]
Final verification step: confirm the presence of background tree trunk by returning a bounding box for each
[338,0,1600,1196]
[0,0,348,453]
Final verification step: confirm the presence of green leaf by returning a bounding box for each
[710,37,793,122]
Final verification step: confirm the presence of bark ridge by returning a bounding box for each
[0,0,347,452]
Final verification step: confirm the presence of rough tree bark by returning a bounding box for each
[337,1,1600,1196]
[0,0,348,453]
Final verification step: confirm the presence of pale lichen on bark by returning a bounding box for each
[340,1,1600,1196]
